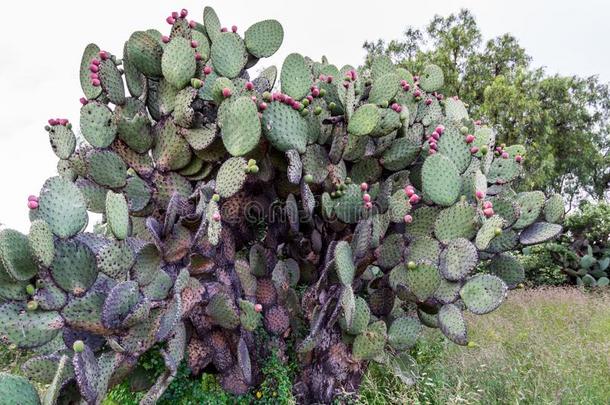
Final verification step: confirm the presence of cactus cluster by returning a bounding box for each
[0,5,564,404]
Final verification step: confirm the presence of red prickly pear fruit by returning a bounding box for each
[171,11,179,19]
[515,155,523,163]
[284,96,293,105]
[425,98,432,105]
[362,194,371,203]
[306,95,314,103]
[166,16,175,25]
[436,125,445,134]
[28,195,38,202]
[251,95,257,102]
[58,118,68,126]
[48,119,57,126]
[189,20,197,28]
[195,52,202,61]
[326,75,333,83]
[414,90,421,97]
[405,186,415,197]
[212,212,221,221]
[180,8,188,17]
[245,82,254,91]
[28,200,39,209]
[483,208,494,217]
[73,340,85,353]
[222,88,232,98]
[431,131,440,140]
[203,66,212,75]
[221,27,228,32]
[409,194,420,204]
[90,59,100,66]
[258,102,268,111]
[191,40,198,48]
[99,51,108,60]
[476,190,485,200]
[292,102,301,111]
[254,304,263,312]
[400,79,407,87]
[428,149,437,155]
[92,79,101,87]
[483,201,493,209]
[403,83,411,91]
[360,182,368,191]
[161,35,170,43]
[364,202,373,209]
[231,25,238,33]
[404,214,413,223]
[319,74,327,82]
[470,146,479,154]
[89,64,99,73]
[311,87,320,97]
[474,120,482,125]
[465,134,475,143]
[90,73,98,80]
[501,152,509,159]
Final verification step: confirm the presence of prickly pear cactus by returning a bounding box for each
[0,6,562,404]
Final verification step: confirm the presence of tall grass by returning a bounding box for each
[359,287,610,405]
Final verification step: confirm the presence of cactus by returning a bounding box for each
[0,5,563,404]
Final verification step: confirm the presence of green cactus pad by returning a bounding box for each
[203,6,222,43]
[105,191,129,240]
[244,20,284,58]
[444,98,469,121]
[76,178,107,213]
[87,150,127,188]
[347,104,380,136]
[405,261,441,302]
[519,222,563,245]
[123,44,146,98]
[206,200,222,245]
[154,125,192,173]
[28,220,55,268]
[388,316,421,351]
[0,372,41,405]
[439,238,478,281]
[208,293,240,329]
[513,191,545,229]
[433,278,462,304]
[470,126,495,159]
[417,307,439,328]
[438,304,467,345]
[221,96,261,156]
[371,55,395,81]
[239,299,261,332]
[489,253,524,288]
[302,145,330,183]
[34,273,67,311]
[489,196,520,227]
[475,215,505,250]
[419,64,444,92]
[124,175,152,212]
[0,229,37,281]
[339,296,370,335]
[433,202,477,243]
[211,33,247,79]
[162,37,197,89]
[97,241,135,279]
[388,190,412,223]
[407,236,441,264]
[48,125,76,160]
[261,101,308,153]
[352,320,387,361]
[405,206,440,239]
[142,270,172,300]
[216,157,247,198]
[280,53,312,100]
[0,302,63,348]
[61,289,106,334]
[485,229,518,253]
[422,154,462,206]
[369,73,400,105]
[73,345,99,404]
[437,125,471,173]
[80,43,103,99]
[51,239,98,295]
[334,184,365,224]
[543,194,564,223]
[22,354,72,385]
[334,241,355,286]
[38,176,88,238]
[98,58,126,105]
[173,87,197,128]
[487,157,521,184]
[126,31,164,77]
[192,30,211,62]
[380,137,420,171]
[460,274,507,315]
[101,281,140,329]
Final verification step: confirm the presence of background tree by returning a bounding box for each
[363,9,610,209]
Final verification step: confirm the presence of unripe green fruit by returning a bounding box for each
[249,165,260,174]
[407,261,417,270]
[304,174,314,184]
[467,341,478,348]
[247,159,257,167]
[73,340,85,353]
[460,126,469,134]
[212,194,220,202]
[26,300,38,311]
[301,98,310,107]
[379,100,388,108]
[190,78,203,89]
[262,91,272,102]
[481,145,488,155]
[345,177,352,184]
[300,108,309,116]
[494,227,502,236]
[314,106,322,115]
[26,284,35,295]
[328,102,336,110]
[319,88,326,97]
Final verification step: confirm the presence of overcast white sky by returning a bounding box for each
[0,0,608,232]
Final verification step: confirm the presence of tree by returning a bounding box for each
[363,9,610,208]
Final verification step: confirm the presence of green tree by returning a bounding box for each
[363,9,610,208]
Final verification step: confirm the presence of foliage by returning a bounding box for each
[364,9,610,206]
[0,5,563,404]
[518,244,566,287]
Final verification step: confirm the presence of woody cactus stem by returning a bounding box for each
[0,5,563,405]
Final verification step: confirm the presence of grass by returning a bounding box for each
[359,287,610,405]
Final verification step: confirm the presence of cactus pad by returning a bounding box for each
[334,241,355,286]
[51,239,98,295]
[0,229,37,281]
[244,20,284,58]
[460,274,507,315]
[439,238,478,281]
[543,194,564,223]
[0,302,63,348]
[38,176,88,238]
[261,101,308,153]
[162,37,197,89]
[280,53,312,100]
[211,33,247,79]
[388,316,421,351]
[519,222,562,245]
[348,104,380,136]
[221,96,261,156]
[433,202,477,243]
[422,154,461,206]
[405,261,441,302]
[0,372,41,405]
[438,304,467,345]
[489,253,524,288]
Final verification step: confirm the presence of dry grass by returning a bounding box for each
[359,287,610,405]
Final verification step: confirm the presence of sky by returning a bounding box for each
[0,0,608,233]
